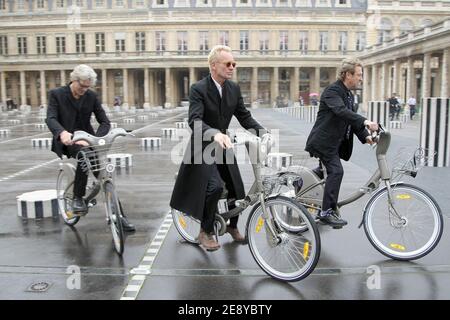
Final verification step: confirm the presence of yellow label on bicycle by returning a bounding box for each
[179,216,187,229]
[303,242,310,260]
[396,194,411,200]
[390,243,406,251]
[307,208,318,214]
[255,217,264,233]
[66,211,74,219]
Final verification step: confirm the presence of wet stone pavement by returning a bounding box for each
[0,107,449,300]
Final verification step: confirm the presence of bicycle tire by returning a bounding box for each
[246,195,321,282]
[104,181,124,255]
[363,183,443,261]
[56,168,80,226]
[171,208,200,244]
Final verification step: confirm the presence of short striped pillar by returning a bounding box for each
[8,119,21,125]
[0,129,10,136]
[34,123,47,130]
[175,122,188,129]
[306,106,318,123]
[183,117,189,123]
[390,121,403,129]
[116,111,126,116]
[31,138,52,148]
[399,113,409,123]
[123,118,135,124]
[141,137,161,148]
[110,122,118,129]
[137,115,148,121]
[107,153,133,168]
[149,113,158,118]
[266,152,293,170]
[368,101,389,127]
[420,98,450,167]
[162,128,177,137]
[37,115,46,121]
[16,189,59,219]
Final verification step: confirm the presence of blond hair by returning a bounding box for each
[337,58,363,81]
[208,45,232,66]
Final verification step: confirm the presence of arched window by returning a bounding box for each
[378,18,392,43]
[399,19,414,35]
[421,18,434,28]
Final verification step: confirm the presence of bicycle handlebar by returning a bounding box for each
[72,128,134,146]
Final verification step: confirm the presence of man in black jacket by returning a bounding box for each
[305,58,378,228]
[170,46,268,251]
[46,64,135,231]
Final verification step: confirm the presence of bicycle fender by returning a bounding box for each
[59,162,76,180]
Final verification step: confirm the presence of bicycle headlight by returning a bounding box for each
[106,163,115,173]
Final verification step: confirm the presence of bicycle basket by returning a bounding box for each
[76,142,126,174]
[390,147,436,183]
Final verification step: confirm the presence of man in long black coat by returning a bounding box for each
[170,46,267,251]
[305,58,378,228]
[46,64,134,231]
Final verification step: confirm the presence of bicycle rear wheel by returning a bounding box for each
[56,168,80,226]
[246,196,320,282]
[364,183,443,260]
[172,208,200,244]
[104,181,124,255]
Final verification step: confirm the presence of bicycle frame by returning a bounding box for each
[295,130,393,213]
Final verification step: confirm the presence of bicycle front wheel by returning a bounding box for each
[172,208,200,244]
[246,196,321,282]
[364,183,443,260]
[56,168,80,226]
[104,181,124,255]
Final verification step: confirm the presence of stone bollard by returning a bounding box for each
[17,189,59,219]
[110,122,118,129]
[137,115,149,121]
[266,152,293,170]
[175,122,188,129]
[162,128,177,138]
[368,101,390,128]
[390,120,403,129]
[123,118,135,124]
[8,119,21,125]
[31,138,52,148]
[0,128,11,136]
[34,123,47,130]
[420,97,450,167]
[107,153,133,168]
[141,137,162,148]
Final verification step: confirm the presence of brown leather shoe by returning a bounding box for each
[198,229,220,251]
[226,227,246,243]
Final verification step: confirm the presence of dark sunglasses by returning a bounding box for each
[223,61,237,68]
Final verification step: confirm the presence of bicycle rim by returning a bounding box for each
[364,183,443,260]
[105,182,124,255]
[56,170,80,226]
[246,196,320,282]
[172,209,200,244]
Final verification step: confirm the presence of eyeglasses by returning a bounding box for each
[222,61,237,68]
[77,80,91,90]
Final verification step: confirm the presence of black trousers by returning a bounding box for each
[202,164,239,233]
[65,145,99,198]
[320,154,344,212]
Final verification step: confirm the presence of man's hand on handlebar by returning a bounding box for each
[214,132,233,149]
[60,130,73,146]
[364,120,379,132]
[74,140,90,147]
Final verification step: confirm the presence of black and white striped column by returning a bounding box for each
[16,190,59,219]
[420,98,450,167]
[368,101,389,127]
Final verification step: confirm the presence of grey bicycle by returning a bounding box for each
[280,125,443,261]
[56,128,133,255]
[172,134,321,282]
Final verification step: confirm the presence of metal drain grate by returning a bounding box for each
[26,281,52,293]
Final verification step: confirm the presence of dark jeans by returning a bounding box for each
[202,164,239,233]
[65,144,99,198]
[410,106,416,120]
[320,154,344,212]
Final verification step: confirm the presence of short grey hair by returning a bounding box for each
[70,64,97,86]
[337,57,363,81]
[208,45,232,66]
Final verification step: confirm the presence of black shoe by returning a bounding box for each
[318,209,347,228]
[72,196,87,214]
[120,216,136,232]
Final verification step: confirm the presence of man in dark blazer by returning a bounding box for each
[305,58,378,228]
[170,46,267,251]
[46,64,135,231]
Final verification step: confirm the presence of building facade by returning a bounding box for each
[0,0,448,109]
